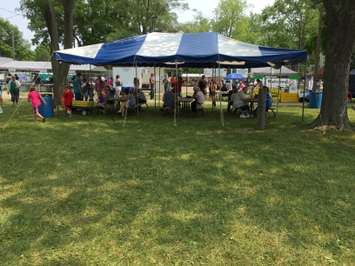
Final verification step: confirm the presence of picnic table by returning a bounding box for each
[72,100,97,115]
[179,97,194,112]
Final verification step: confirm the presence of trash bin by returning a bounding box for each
[39,95,54,118]
[309,91,323,108]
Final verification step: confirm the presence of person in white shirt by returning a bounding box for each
[191,86,205,112]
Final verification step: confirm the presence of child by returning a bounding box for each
[63,86,74,117]
[118,90,129,117]
[27,87,45,122]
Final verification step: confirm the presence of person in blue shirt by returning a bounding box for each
[266,87,273,111]
[72,73,82,100]
[162,88,174,113]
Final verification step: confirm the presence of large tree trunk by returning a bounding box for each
[312,9,322,92]
[312,1,355,130]
[41,0,74,108]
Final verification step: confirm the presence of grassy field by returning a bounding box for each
[0,101,354,265]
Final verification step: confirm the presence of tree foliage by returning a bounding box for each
[177,12,211,33]
[257,0,319,51]
[0,17,33,60]
[21,0,187,46]
[212,0,248,38]
[33,43,51,61]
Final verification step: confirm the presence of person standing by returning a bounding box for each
[95,76,104,96]
[163,75,171,92]
[63,86,74,117]
[133,77,140,92]
[209,78,217,108]
[171,75,177,93]
[115,75,122,98]
[149,73,155,100]
[9,76,20,104]
[27,87,45,122]
[72,73,82,100]
[32,72,41,88]
[198,75,208,95]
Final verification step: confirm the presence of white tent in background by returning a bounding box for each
[251,66,296,76]
[0,57,106,73]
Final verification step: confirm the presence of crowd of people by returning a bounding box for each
[64,73,148,117]
[161,74,272,118]
[0,71,277,120]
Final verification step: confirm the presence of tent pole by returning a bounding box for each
[135,63,139,115]
[154,66,157,109]
[302,62,307,121]
[276,67,281,115]
[219,63,224,127]
[158,67,161,108]
[185,73,188,97]
[212,68,214,112]
[174,62,178,127]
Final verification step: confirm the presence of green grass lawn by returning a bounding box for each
[0,102,354,265]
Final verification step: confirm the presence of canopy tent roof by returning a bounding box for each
[53,32,307,68]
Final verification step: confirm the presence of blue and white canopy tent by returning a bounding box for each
[54,32,306,67]
[53,32,307,125]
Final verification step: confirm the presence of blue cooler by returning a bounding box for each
[309,92,323,108]
[39,95,54,118]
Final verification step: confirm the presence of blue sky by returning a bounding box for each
[0,0,274,44]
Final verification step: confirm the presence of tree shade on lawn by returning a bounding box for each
[0,102,354,264]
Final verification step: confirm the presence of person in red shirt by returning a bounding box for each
[63,86,74,117]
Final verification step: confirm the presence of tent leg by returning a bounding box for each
[185,73,188,97]
[135,63,139,116]
[276,67,281,115]
[154,66,157,109]
[302,62,307,121]
[158,68,161,109]
[174,63,178,127]
[219,64,224,127]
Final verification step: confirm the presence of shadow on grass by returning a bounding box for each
[0,102,354,264]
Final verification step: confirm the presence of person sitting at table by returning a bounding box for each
[162,88,174,113]
[209,78,217,108]
[137,89,147,111]
[97,90,107,112]
[191,86,205,112]
[128,92,137,111]
[118,90,129,116]
[104,85,116,113]
[227,85,238,112]
[232,85,252,118]
[253,86,273,114]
